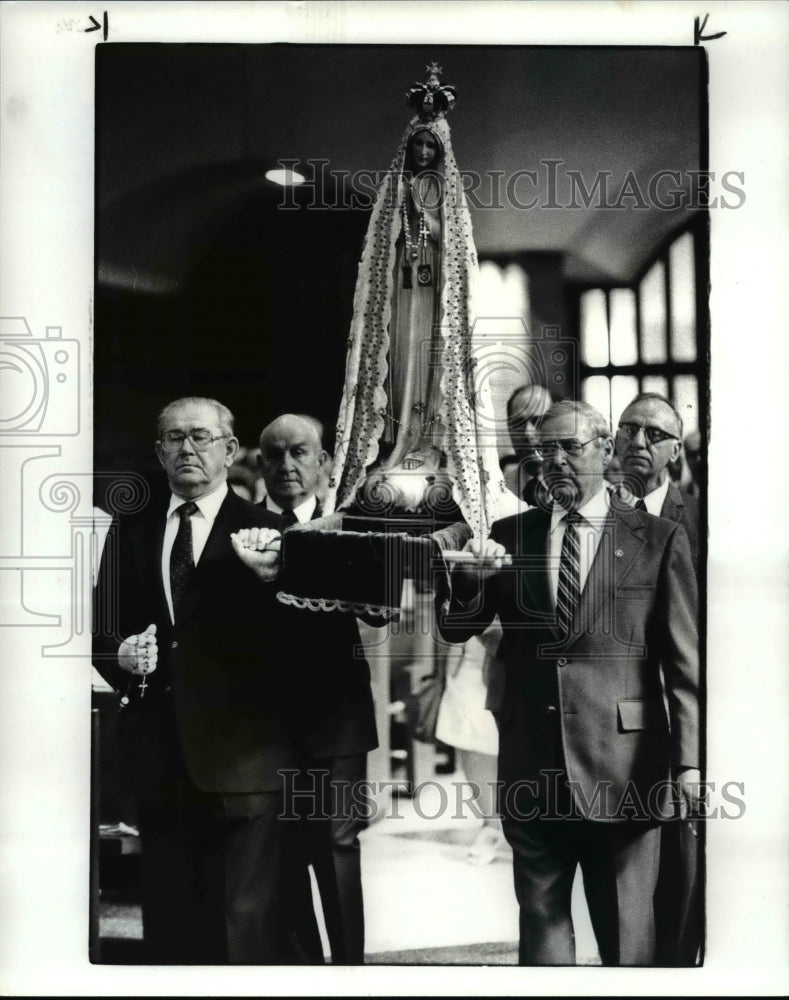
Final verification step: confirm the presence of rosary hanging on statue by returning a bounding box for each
[402,197,433,288]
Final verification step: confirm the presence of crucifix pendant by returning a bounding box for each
[138,670,148,698]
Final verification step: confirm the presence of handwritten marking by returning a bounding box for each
[694,13,727,45]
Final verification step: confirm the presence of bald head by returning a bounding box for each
[258,414,328,510]
[615,394,683,495]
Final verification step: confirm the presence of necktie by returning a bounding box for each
[170,501,198,618]
[615,485,647,512]
[556,511,583,636]
[278,510,299,531]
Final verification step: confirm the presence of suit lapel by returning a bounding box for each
[571,507,648,639]
[661,481,684,525]
[138,509,169,622]
[512,509,558,634]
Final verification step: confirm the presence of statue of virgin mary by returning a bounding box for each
[323,64,505,539]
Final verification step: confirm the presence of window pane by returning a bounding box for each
[477,261,505,323]
[582,376,611,426]
[640,261,667,363]
[641,374,669,397]
[503,262,529,321]
[474,262,532,455]
[669,231,696,362]
[673,375,698,438]
[477,261,528,326]
[611,375,640,426]
[472,338,533,455]
[609,288,638,366]
[580,290,609,367]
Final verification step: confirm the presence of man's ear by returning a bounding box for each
[154,442,166,469]
[318,449,330,468]
[224,435,240,466]
[669,439,682,464]
[600,435,615,467]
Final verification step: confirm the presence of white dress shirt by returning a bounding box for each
[643,477,670,516]
[263,494,317,524]
[162,481,228,623]
[548,485,610,606]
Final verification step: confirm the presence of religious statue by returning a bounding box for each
[324,63,505,539]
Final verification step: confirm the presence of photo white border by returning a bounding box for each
[1,1,787,995]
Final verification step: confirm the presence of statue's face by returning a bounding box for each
[410,130,439,170]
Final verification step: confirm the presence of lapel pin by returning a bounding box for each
[615,549,624,558]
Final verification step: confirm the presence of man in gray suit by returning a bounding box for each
[615,391,704,964]
[439,400,699,966]
[615,392,700,572]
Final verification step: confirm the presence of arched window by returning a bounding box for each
[578,225,703,440]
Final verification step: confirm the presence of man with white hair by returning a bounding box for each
[233,413,380,965]
[440,399,699,966]
[93,397,299,963]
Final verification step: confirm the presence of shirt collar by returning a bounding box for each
[643,477,670,516]
[265,493,317,524]
[167,481,228,521]
[550,483,610,535]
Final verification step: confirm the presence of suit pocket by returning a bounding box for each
[617,698,667,732]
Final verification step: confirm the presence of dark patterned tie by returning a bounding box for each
[615,485,647,512]
[278,510,298,531]
[170,501,198,619]
[556,510,583,636]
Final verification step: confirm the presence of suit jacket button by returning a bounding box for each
[547,705,557,714]
[171,640,178,649]
[557,657,567,667]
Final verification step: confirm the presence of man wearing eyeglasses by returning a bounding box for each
[615,392,700,572]
[616,392,703,966]
[439,399,699,966]
[93,396,303,963]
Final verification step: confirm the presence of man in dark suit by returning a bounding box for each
[93,396,299,964]
[615,392,700,571]
[232,413,379,964]
[616,391,704,964]
[439,400,700,966]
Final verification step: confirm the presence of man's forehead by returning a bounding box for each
[162,404,219,429]
[541,412,588,437]
[261,434,313,451]
[621,399,676,428]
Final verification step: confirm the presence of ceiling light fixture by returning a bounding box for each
[265,168,306,186]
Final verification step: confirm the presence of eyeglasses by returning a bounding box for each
[617,422,680,445]
[537,436,601,459]
[158,430,229,452]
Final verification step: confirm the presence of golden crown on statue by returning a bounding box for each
[406,62,456,120]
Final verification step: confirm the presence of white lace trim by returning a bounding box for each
[276,590,400,618]
[323,115,505,539]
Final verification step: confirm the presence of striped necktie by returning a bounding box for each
[170,501,198,618]
[556,510,583,636]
